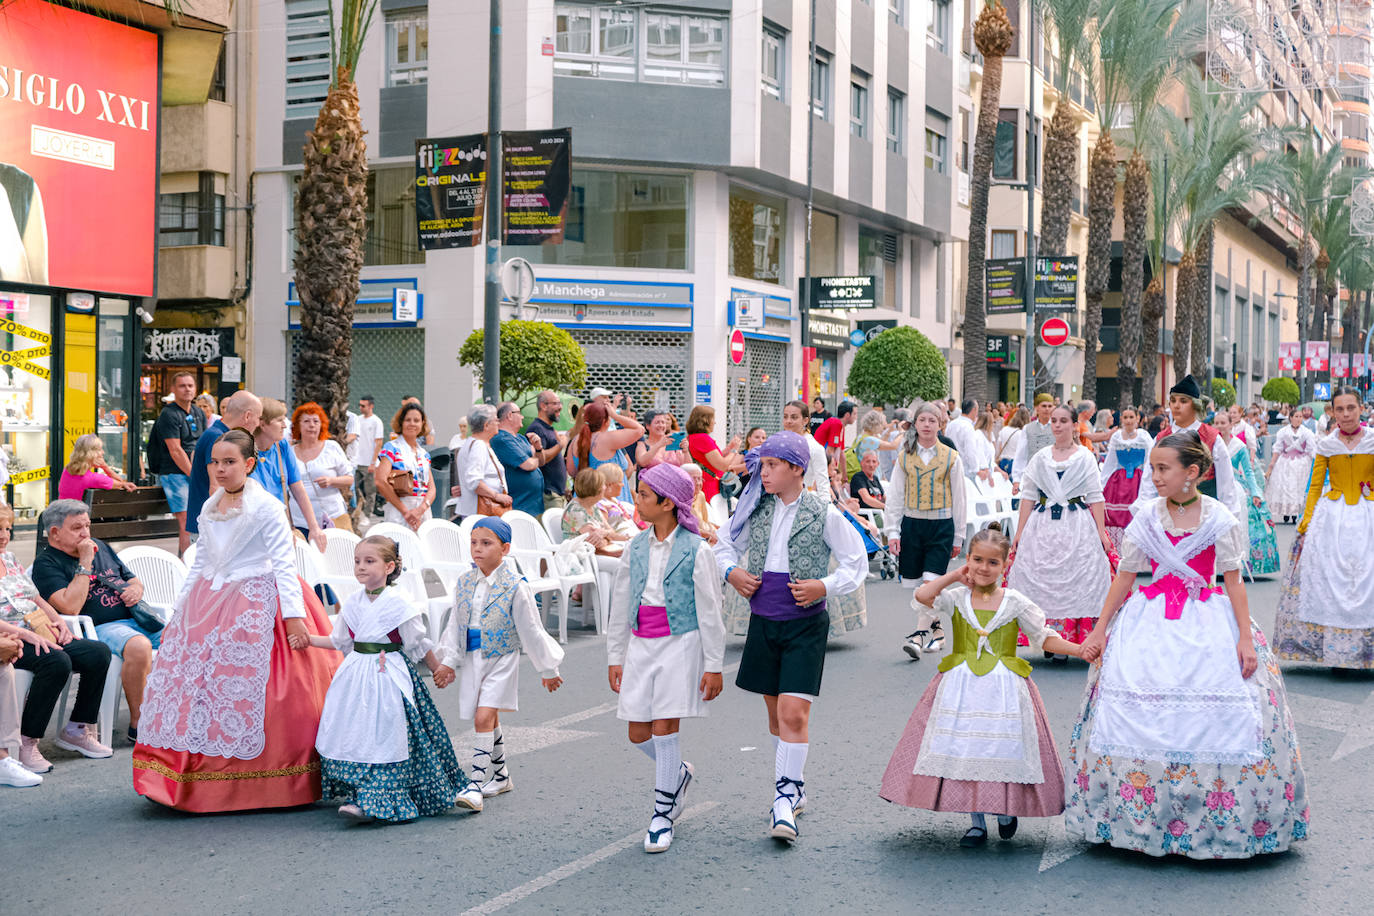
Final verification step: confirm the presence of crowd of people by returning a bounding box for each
[5,371,1373,867]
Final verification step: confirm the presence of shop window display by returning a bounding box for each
[0,291,52,517]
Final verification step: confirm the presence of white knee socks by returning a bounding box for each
[775,739,807,788]
[634,737,657,761]
[490,726,507,776]
[471,731,494,784]
[652,733,681,799]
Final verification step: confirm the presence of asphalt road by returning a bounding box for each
[10,524,1370,916]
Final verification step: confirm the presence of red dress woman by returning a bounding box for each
[133,431,338,811]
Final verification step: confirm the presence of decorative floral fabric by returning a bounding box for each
[1064,621,1308,859]
[1273,534,1374,669]
[320,656,467,822]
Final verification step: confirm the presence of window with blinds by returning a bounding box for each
[286,0,331,120]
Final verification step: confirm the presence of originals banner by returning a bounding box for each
[502,128,571,246]
[415,135,487,250]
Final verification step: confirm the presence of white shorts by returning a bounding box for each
[458,649,520,720]
[617,631,708,723]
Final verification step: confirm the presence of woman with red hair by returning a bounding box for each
[573,400,643,501]
[291,402,354,532]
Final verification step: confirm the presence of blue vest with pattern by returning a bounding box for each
[626,527,701,635]
[746,490,831,605]
[453,563,521,658]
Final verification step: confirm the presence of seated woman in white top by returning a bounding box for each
[453,405,511,520]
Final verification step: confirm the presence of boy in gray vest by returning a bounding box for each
[434,517,564,812]
[608,464,726,853]
[714,432,867,844]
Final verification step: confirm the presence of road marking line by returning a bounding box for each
[1038,816,1088,872]
[460,802,721,915]
[1288,690,1374,760]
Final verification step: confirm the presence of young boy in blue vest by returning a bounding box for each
[607,463,726,853]
[434,517,564,812]
[714,431,867,844]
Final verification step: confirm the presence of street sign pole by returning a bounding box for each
[482,0,503,405]
[1022,0,1038,407]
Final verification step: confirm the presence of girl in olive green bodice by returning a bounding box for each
[879,525,1082,848]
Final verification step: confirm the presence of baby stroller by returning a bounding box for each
[840,505,899,580]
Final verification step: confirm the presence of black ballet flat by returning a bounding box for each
[958,827,988,848]
[998,816,1019,839]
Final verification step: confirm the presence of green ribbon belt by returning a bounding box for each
[352,641,403,654]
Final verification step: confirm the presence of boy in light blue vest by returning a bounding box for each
[608,464,725,853]
[434,517,564,812]
[714,432,867,844]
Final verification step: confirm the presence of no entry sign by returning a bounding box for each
[729,328,746,365]
[1039,317,1070,347]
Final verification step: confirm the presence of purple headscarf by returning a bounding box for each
[639,463,701,535]
[728,431,812,541]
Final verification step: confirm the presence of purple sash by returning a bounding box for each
[749,571,827,622]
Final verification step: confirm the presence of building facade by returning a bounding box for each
[248,0,969,441]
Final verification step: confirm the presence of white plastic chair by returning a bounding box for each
[502,511,570,639]
[418,517,471,588]
[542,507,565,545]
[293,538,327,587]
[963,477,1005,550]
[319,528,363,605]
[12,615,121,746]
[367,521,450,638]
[181,542,197,570]
[707,494,728,530]
[117,546,187,625]
[548,533,604,640]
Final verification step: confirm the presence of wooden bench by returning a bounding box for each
[83,486,181,542]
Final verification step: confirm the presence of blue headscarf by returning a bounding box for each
[728,431,812,541]
[473,516,512,543]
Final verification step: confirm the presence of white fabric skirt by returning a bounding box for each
[1090,590,1262,765]
[1007,508,1110,619]
[1297,496,1374,628]
[1265,455,1312,519]
[315,650,416,764]
[458,649,520,720]
[383,494,426,527]
[912,662,1042,784]
[617,631,707,722]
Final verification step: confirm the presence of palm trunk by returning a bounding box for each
[961,2,1015,404]
[1118,150,1148,410]
[1082,132,1115,402]
[1039,101,1078,257]
[293,68,368,435]
[1296,247,1312,401]
[1175,249,1197,383]
[1189,224,1213,380]
[1141,275,1165,408]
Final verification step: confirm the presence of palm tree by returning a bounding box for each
[1337,241,1374,373]
[1107,0,1205,409]
[1164,75,1280,383]
[961,0,1015,404]
[1037,0,1095,257]
[1139,144,1180,408]
[292,0,379,435]
[1275,142,1351,401]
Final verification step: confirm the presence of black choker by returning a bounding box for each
[224,486,245,495]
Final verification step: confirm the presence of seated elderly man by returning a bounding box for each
[32,499,154,745]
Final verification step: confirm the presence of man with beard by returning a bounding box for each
[527,390,570,510]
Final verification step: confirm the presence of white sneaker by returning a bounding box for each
[480,768,513,797]
[455,785,484,812]
[0,755,42,787]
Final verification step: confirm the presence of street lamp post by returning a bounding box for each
[482,0,502,406]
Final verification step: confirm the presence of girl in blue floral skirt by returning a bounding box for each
[311,536,467,822]
[1067,431,1308,859]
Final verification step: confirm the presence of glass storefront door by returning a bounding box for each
[0,291,53,518]
[97,298,132,478]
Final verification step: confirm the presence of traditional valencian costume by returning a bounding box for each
[133,480,338,811]
[1273,425,1374,668]
[1265,421,1318,522]
[607,464,726,853]
[316,586,466,821]
[1064,496,1308,859]
[1224,433,1281,576]
[880,585,1066,821]
[714,432,867,842]
[1007,443,1111,644]
[1132,376,1247,523]
[1100,427,1151,553]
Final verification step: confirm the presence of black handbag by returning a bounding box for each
[129,600,166,633]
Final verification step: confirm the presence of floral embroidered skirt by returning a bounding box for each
[1273,533,1374,669]
[1064,621,1309,859]
[1245,498,1282,576]
[321,657,468,822]
[880,670,1065,817]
